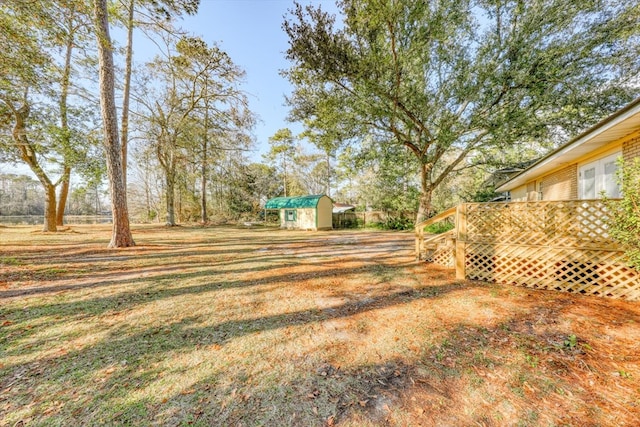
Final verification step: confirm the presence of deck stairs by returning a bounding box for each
[415,206,457,267]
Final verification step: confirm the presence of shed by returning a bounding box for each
[265,195,333,230]
[332,203,355,213]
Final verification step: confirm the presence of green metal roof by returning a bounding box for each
[265,195,327,209]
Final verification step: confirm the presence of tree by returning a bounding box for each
[93,0,135,247]
[266,128,297,197]
[0,0,93,231]
[54,1,96,226]
[604,158,640,268]
[115,0,200,191]
[284,0,640,222]
[137,36,251,225]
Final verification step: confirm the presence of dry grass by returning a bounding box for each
[1,224,639,426]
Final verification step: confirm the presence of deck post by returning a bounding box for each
[455,204,467,280]
[415,226,423,260]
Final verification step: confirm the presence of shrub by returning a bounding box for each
[424,220,455,234]
[603,158,640,268]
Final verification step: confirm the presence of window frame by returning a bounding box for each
[578,152,622,199]
[284,209,297,222]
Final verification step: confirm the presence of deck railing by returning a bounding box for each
[417,200,640,301]
[414,206,457,260]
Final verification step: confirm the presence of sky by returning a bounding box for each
[0,0,339,177]
[170,0,339,161]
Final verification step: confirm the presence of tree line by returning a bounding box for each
[2,0,639,246]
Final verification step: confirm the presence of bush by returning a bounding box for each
[383,216,414,230]
[424,220,455,234]
[603,158,640,268]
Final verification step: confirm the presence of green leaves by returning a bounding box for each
[604,157,640,268]
[284,0,640,220]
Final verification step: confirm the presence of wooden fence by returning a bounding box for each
[332,212,357,228]
[417,200,640,301]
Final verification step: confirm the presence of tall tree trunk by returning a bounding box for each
[201,140,208,223]
[44,184,57,231]
[166,167,176,226]
[200,103,208,223]
[11,102,58,232]
[326,153,331,197]
[416,162,434,224]
[57,29,74,226]
[282,156,288,197]
[94,0,135,248]
[56,166,71,225]
[120,0,135,190]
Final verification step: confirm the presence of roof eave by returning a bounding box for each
[496,98,640,192]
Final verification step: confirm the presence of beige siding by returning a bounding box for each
[280,208,315,230]
[510,185,528,202]
[538,164,578,201]
[298,208,316,229]
[316,196,333,230]
[526,181,538,201]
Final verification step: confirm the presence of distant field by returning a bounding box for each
[1,224,639,426]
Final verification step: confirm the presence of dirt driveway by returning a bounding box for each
[1,224,639,426]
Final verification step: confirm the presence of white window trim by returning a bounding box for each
[578,151,621,199]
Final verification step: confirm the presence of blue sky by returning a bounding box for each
[174,0,339,161]
[0,0,339,177]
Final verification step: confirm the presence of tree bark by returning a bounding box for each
[166,168,176,226]
[200,138,208,223]
[94,0,135,247]
[200,102,208,223]
[44,184,58,231]
[56,165,71,225]
[416,162,434,224]
[56,29,74,226]
[120,0,135,191]
[326,153,331,197]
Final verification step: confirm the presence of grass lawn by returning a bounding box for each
[1,224,639,426]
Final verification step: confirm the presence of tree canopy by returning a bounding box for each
[284,0,640,221]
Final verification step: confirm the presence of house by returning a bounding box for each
[496,97,640,200]
[416,99,640,300]
[264,195,333,231]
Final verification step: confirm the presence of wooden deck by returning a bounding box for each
[415,200,640,301]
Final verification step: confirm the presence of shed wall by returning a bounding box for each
[317,196,333,230]
[280,208,315,229]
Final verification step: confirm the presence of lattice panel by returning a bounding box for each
[465,200,617,250]
[465,243,639,300]
[426,245,455,268]
[462,200,640,301]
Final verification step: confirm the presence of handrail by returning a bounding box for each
[414,206,458,233]
[415,206,458,260]
[422,229,455,245]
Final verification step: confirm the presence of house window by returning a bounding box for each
[538,182,544,201]
[284,209,296,221]
[579,152,621,199]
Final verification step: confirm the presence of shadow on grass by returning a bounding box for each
[107,294,640,427]
[4,273,640,426]
[56,291,640,427]
[0,232,411,298]
[0,281,468,422]
[1,262,453,359]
